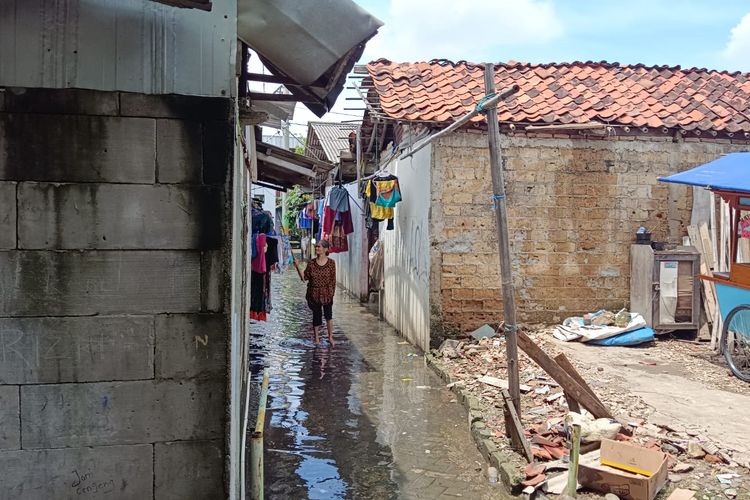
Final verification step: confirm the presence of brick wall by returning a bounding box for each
[0,88,232,499]
[430,130,749,332]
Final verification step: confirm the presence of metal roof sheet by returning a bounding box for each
[307,122,358,163]
[239,0,382,117]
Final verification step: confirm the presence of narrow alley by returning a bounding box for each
[248,270,502,499]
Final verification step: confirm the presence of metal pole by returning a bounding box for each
[483,64,521,413]
[250,369,270,500]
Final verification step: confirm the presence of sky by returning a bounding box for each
[262,0,750,140]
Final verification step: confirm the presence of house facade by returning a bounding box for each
[351,59,750,350]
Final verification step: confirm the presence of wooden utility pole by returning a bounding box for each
[483,64,521,414]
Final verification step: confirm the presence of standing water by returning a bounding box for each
[247,269,501,499]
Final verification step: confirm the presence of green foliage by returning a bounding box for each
[283,185,312,238]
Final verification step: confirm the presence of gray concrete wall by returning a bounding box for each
[0,87,232,499]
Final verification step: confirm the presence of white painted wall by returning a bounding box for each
[382,145,432,351]
[0,0,236,97]
[331,182,366,299]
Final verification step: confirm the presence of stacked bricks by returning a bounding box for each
[0,88,231,499]
[430,130,749,332]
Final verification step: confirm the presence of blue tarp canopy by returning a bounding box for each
[658,152,750,193]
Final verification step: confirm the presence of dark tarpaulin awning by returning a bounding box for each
[238,0,382,117]
[659,152,750,194]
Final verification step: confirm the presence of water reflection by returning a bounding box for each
[248,270,398,500]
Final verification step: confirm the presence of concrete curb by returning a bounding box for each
[425,352,526,496]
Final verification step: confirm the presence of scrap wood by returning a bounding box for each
[517,332,613,419]
[554,353,608,415]
[478,375,532,393]
[501,389,534,463]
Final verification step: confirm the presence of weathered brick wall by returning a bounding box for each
[430,130,749,332]
[0,88,232,499]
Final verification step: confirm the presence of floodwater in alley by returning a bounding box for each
[247,269,503,500]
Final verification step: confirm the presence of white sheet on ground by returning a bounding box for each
[553,313,647,342]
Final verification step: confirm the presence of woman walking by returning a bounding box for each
[294,240,336,345]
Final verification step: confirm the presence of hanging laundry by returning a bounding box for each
[364,174,402,230]
[320,186,355,254]
[328,185,351,213]
[251,233,267,273]
[252,206,274,234]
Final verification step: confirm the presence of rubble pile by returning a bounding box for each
[433,328,750,498]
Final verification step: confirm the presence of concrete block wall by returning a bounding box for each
[430,131,750,331]
[0,87,231,499]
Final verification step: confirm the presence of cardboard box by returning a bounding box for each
[578,440,668,500]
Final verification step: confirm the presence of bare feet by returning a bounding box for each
[328,335,335,346]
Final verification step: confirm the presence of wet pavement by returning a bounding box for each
[248,269,503,499]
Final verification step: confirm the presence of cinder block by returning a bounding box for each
[18,184,221,249]
[0,114,155,183]
[201,250,225,312]
[0,251,200,315]
[21,380,225,448]
[0,316,154,384]
[120,93,231,121]
[157,120,203,183]
[0,444,152,500]
[3,88,119,116]
[202,122,232,184]
[0,386,19,450]
[155,440,224,500]
[0,182,15,249]
[155,314,227,380]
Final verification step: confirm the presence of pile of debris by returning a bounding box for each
[433,326,750,498]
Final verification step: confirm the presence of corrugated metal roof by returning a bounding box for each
[239,0,382,117]
[306,122,358,164]
[0,0,235,97]
[256,140,335,189]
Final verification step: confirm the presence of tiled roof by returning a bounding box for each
[306,122,358,163]
[366,59,750,133]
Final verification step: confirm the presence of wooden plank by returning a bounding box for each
[698,223,716,271]
[688,225,717,322]
[517,332,612,419]
[630,244,655,326]
[698,223,723,349]
[553,353,607,413]
[501,389,533,463]
[478,375,532,393]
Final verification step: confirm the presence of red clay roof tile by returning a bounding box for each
[365,59,750,132]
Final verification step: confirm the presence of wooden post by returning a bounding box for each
[566,424,582,497]
[483,64,521,413]
[250,369,270,500]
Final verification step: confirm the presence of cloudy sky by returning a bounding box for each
[268,0,750,139]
